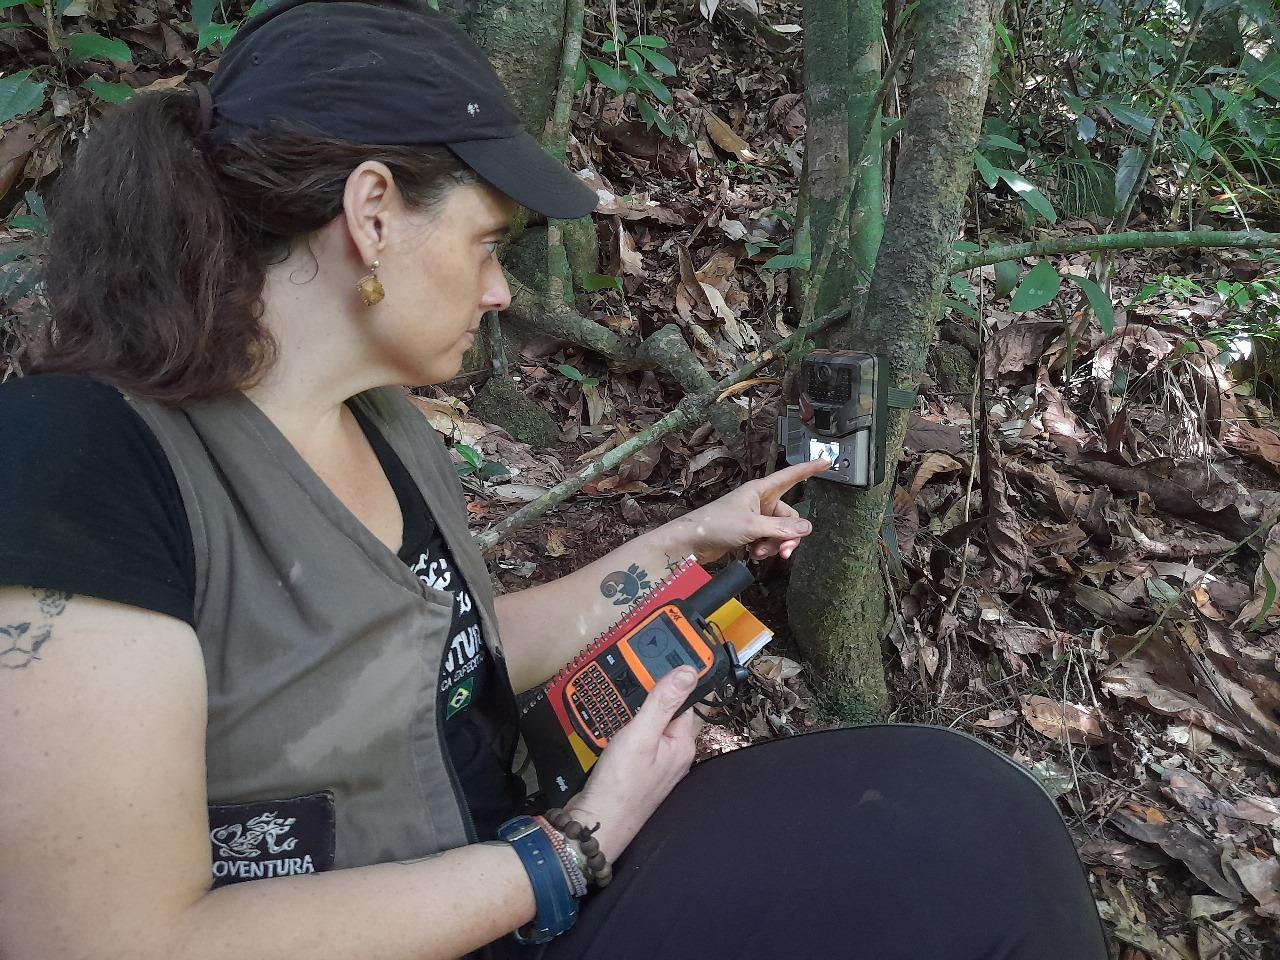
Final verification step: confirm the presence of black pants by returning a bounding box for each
[531,725,1108,959]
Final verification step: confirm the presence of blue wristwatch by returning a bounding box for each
[498,815,579,944]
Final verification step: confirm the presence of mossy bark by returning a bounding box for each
[788,0,1002,719]
[458,0,566,130]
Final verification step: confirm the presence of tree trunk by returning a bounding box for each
[788,0,1001,720]
[801,0,851,320]
[457,0,567,131]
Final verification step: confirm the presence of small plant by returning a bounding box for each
[579,32,675,135]
[453,442,510,481]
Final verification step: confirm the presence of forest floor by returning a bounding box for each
[430,5,1280,959]
[2,0,1279,956]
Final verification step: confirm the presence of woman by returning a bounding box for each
[0,1,1108,957]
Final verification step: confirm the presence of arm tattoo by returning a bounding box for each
[1,588,72,669]
[599,563,652,607]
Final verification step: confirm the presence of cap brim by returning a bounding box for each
[450,131,598,220]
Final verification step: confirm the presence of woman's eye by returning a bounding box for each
[484,240,500,256]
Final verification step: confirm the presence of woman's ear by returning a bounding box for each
[342,161,398,267]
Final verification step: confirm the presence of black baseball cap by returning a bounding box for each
[207,0,597,219]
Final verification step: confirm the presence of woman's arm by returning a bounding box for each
[0,588,535,960]
[495,459,830,693]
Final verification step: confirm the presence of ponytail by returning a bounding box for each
[35,88,271,402]
[32,91,475,402]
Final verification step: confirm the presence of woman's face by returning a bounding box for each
[373,181,515,386]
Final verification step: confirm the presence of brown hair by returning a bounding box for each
[32,88,475,402]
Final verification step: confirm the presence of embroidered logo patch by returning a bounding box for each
[446,676,475,719]
[208,791,335,887]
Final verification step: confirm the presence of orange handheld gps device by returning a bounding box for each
[520,562,754,803]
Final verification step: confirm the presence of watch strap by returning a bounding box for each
[498,815,579,944]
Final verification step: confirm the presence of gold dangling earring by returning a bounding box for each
[357,260,385,306]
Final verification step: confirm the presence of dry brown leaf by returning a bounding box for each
[908,452,964,499]
[702,109,756,160]
[616,223,646,278]
[1020,694,1110,745]
[904,415,967,454]
[970,709,1017,729]
[1101,623,1280,768]
[981,415,1030,592]
[985,321,1061,381]
[1226,855,1280,918]
[1111,803,1245,901]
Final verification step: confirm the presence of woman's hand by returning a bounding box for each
[562,666,700,863]
[661,458,831,565]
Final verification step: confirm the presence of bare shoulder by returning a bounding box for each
[0,587,211,958]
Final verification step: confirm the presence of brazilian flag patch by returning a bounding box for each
[446,677,475,719]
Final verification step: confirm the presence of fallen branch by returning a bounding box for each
[474,304,851,551]
[951,230,1280,273]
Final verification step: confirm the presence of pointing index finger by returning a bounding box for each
[755,458,832,506]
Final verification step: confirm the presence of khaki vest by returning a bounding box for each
[126,386,500,868]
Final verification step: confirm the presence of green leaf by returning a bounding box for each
[635,46,676,76]
[1075,115,1097,142]
[1250,565,1277,631]
[973,152,999,188]
[191,0,217,32]
[944,297,979,321]
[197,22,237,52]
[556,363,586,382]
[0,242,29,267]
[1064,273,1115,336]
[632,69,671,105]
[950,273,976,305]
[455,443,483,470]
[601,39,619,54]
[762,252,810,270]
[993,259,1020,299]
[1114,145,1144,209]
[632,35,668,49]
[996,170,1057,224]
[0,70,46,125]
[479,462,510,480]
[65,31,132,64]
[580,273,622,292]
[1098,98,1155,135]
[636,97,673,136]
[880,116,904,140]
[82,78,133,103]
[993,20,1015,60]
[0,0,32,9]
[574,57,587,92]
[586,58,630,94]
[1177,128,1212,161]
[245,0,279,18]
[624,46,643,74]
[1009,260,1061,312]
[1132,282,1160,304]
[983,134,1024,153]
[23,190,46,224]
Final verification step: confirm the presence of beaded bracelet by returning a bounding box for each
[533,815,589,898]
[545,807,614,888]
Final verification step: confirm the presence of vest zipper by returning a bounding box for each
[437,653,478,844]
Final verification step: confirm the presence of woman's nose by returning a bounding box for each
[482,266,512,312]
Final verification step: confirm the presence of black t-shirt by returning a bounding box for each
[0,374,524,840]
